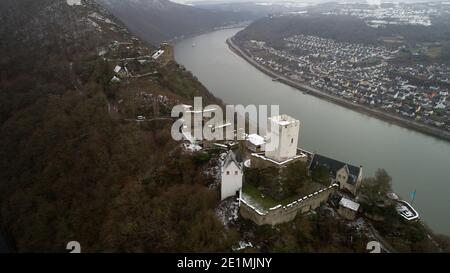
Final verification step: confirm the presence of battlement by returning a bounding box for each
[268,114,300,127]
[240,184,339,226]
[265,114,300,162]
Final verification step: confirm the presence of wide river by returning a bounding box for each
[174,28,450,235]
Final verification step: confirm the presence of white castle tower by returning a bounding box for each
[221,151,243,201]
[265,114,300,162]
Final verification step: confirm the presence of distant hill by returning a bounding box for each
[192,1,300,20]
[235,14,450,48]
[235,14,379,46]
[96,0,249,44]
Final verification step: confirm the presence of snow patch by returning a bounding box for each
[66,0,82,6]
[182,143,202,152]
[233,241,253,251]
[87,19,102,32]
[89,12,116,25]
[215,198,239,226]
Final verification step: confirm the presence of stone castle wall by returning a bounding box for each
[240,184,338,226]
[250,152,308,169]
[160,43,174,65]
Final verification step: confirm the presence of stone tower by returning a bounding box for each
[265,114,300,162]
[160,42,174,64]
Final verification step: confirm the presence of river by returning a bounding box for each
[174,28,450,235]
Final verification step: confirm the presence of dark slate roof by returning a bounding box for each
[223,150,243,169]
[309,154,361,184]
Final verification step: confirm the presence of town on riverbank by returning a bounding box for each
[226,2,450,143]
[227,37,450,142]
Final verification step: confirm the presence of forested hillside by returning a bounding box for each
[96,0,249,44]
[0,0,234,252]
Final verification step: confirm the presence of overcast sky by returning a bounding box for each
[174,0,321,3]
[172,0,432,4]
[172,0,335,4]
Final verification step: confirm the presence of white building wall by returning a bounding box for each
[221,162,243,201]
[336,166,349,186]
[265,115,300,162]
[337,166,362,196]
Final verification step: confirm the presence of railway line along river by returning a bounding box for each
[174,27,450,235]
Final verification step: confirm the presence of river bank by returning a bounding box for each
[168,22,250,44]
[227,37,450,143]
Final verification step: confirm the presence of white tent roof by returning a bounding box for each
[339,197,360,211]
[114,65,122,73]
[247,134,265,146]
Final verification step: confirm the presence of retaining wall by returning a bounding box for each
[240,184,338,226]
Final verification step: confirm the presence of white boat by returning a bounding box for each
[395,200,419,221]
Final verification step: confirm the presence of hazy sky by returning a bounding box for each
[172,0,343,4]
[173,0,432,4]
[174,0,321,3]
[173,0,320,3]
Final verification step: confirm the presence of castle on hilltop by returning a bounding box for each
[220,114,363,225]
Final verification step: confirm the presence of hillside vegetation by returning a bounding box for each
[96,0,249,44]
[0,0,234,252]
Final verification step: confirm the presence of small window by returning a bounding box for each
[226,171,230,175]
[291,138,294,144]
[235,171,238,175]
